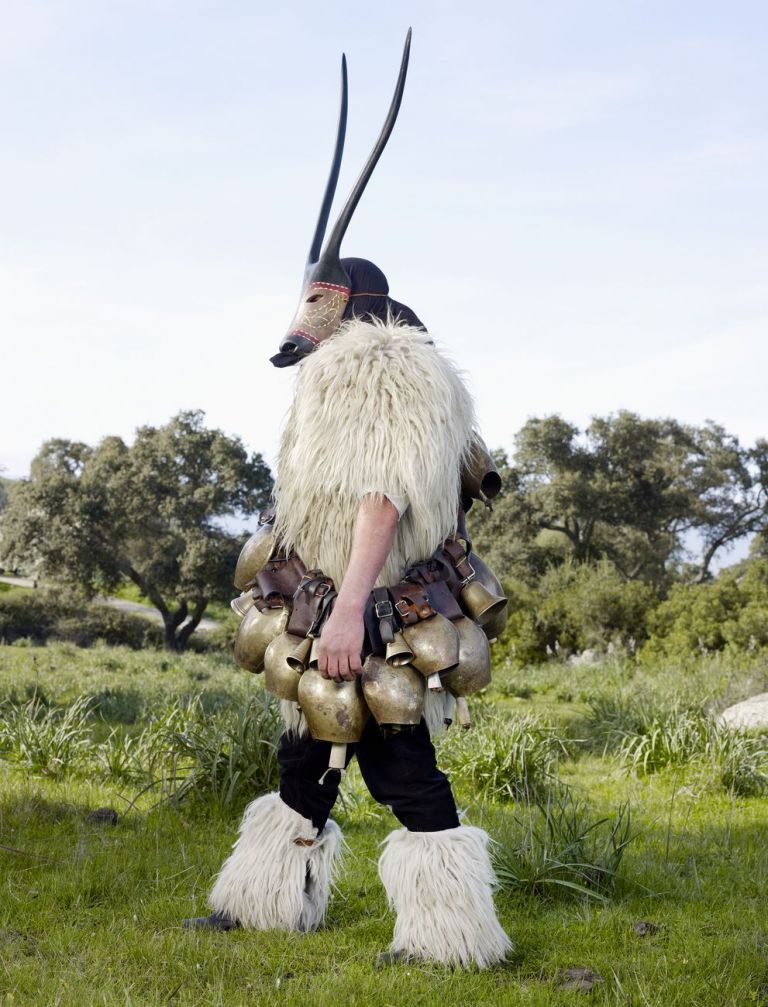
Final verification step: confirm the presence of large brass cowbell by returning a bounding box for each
[234,605,289,674]
[263,632,306,701]
[362,655,424,726]
[401,612,459,691]
[233,523,275,592]
[298,668,370,773]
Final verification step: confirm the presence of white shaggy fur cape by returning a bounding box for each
[273,318,476,589]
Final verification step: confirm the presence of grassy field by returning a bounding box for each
[1,643,768,1006]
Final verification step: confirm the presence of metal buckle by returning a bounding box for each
[394,598,411,618]
[375,599,394,620]
[460,558,476,589]
[315,581,331,598]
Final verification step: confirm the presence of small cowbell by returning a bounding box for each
[385,630,415,667]
[230,592,256,619]
[285,636,313,672]
[468,554,509,639]
[460,578,507,628]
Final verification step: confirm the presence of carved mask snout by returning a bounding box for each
[277,280,350,363]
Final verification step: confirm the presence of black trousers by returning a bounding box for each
[278,717,460,833]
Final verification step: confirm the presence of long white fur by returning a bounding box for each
[280,699,307,736]
[378,825,512,969]
[208,792,343,931]
[273,317,476,588]
[422,690,456,736]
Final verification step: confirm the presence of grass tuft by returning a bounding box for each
[0,694,93,777]
[438,709,564,802]
[492,784,634,903]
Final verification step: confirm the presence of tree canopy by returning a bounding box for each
[469,412,767,588]
[0,411,272,649]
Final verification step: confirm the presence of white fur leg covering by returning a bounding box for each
[378,825,511,969]
[209,792,343,931]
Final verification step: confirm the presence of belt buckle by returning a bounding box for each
[394,598,411,619]
[460,558,476,588]
[375,599,394,620]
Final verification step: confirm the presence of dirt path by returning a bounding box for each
[97,597,219,633]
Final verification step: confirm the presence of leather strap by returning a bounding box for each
[286,571,337,637]
[441,538,475,584]
[252,553,306,610]
[388,583,435,626]
[372,587,396,645]
[423,579,463,621]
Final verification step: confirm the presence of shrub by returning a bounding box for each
[53,607,164,649]
[0,589,75,644]
[493,561,657,666]
[0,588,164,649]
[642,560,768,661]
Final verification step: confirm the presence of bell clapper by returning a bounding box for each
[318,742,348,784]
[426,672,443,691]
[329,742,347,771]
[456,696,472,729]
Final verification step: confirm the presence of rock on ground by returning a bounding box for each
[719,693,768,730]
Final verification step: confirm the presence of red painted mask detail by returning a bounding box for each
[285,281,351,348]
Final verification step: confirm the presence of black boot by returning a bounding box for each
[182,910,239,931]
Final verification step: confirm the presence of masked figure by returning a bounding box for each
[184,30,511,969]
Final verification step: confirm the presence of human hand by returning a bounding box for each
[317,605,365,682]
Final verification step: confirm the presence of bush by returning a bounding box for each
[0,589,75,644]
[0,589,163,649]
[494,561,657,665]
[53,607,164,649]
[642,560,768,661]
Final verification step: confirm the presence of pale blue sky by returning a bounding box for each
[2,0,767,486]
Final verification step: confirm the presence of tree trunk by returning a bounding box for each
[176,600,208,651]
[162,600,189,651]
[121,561,206,651]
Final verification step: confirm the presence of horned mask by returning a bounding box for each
[270,30,413,368]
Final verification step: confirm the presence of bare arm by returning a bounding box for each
[317,494,399,682]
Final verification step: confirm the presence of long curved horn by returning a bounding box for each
[319,29,411,264]
[306,54,348,270]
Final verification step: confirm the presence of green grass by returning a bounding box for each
[1,644,768,1005]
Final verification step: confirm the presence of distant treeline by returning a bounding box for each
[1,409,766,659]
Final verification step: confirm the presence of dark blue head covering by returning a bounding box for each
[341,258,426,330]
